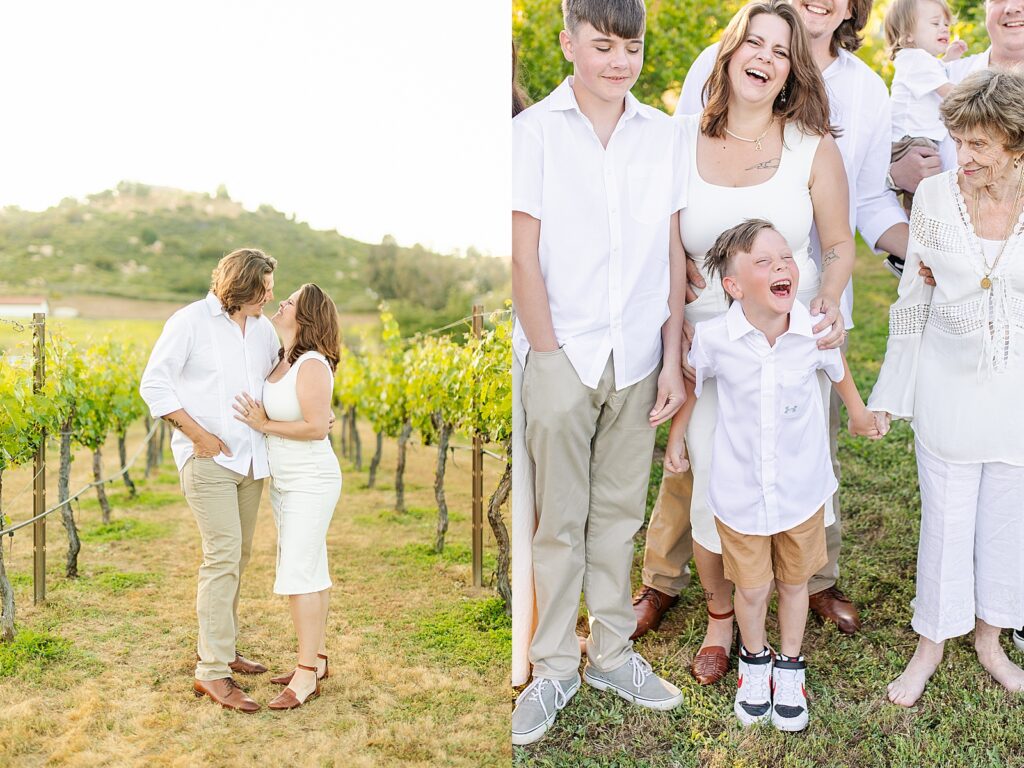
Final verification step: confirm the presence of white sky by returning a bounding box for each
[0,1,510,256]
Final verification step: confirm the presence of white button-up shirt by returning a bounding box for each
[689,301,845,535]
[512,77,688,389]
[678,45,907,329]
[140,292,281,477]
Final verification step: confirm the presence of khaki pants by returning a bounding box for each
[181,456,264,681]
[641,386,844,599]
[524,351,659,679]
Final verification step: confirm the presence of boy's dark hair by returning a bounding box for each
[704,219,776,305]
[562,0,645,38]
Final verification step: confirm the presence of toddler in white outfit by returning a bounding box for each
[884,0,967,209]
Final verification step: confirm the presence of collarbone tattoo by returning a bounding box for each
[745,157,780,171]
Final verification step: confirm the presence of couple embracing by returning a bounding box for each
[140,248,342,712]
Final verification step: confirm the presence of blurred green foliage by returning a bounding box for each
[514,0,991,109]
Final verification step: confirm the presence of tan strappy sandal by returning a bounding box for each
[690,606,735,685]
[267,663,321,710]
[270,653,329,685]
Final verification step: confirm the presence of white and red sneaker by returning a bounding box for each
[734,645,773,726]
[771,655,809,732]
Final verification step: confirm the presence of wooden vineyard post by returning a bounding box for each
[32,313,46,605]
[471,305,484,588]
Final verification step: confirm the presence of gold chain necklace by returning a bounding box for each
[724,119,773,152]
[972,165,1024,290]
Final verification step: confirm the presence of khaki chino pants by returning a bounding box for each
[524,350,659,679]
[181,456,263,681]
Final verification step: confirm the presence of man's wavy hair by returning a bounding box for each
[211,248,276,315]
[284,283,341,373]
[702,1,836,141]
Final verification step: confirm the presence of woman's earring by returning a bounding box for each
[778,84,788,106]
[1015,155,1022,169]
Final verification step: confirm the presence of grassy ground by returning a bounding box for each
[515,247,1024,768]
[0,419,510,767]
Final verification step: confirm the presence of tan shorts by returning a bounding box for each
[716,508,828,588]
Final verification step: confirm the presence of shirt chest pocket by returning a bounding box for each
[778,368,815,419]
[628,163,672,227]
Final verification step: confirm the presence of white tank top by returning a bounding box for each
[678,113,822,323]
[263,351,333,424]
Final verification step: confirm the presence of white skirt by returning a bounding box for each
[267,435,342,595]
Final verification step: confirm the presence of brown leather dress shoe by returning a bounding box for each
[271,654,329,685]
[809,586,861,635]
[690,607,735,686]
[193,677,260,713]
[229,652,268,675]
[268,664,321,710]
[631,586,679,640]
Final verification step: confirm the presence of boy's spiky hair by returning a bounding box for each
[704,219,777,305]
[562,0,646,39]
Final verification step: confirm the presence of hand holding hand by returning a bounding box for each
[848,406,882,440]
[872,411,891,437]
[232,392,269,432]
[650,366,686,427]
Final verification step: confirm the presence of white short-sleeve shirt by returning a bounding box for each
[140,292,281,477]
[512,77,689,390]
[891,48,951,144]
[689,300,845,535]
[677,45,907,329]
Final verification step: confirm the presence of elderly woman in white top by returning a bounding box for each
[869,68,1024,707]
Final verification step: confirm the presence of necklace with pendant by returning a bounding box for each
[972,165,1024,290]
[724,119,773,152]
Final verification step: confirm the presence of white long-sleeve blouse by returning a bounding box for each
[867,170,1024,466]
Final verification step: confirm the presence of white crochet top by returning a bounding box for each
[867,170,1024,465]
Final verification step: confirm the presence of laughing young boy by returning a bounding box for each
[664,220,881,732]
[511,0,689,747]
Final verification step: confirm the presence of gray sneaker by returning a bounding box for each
[583,652,683,710]
[511,673,580,746]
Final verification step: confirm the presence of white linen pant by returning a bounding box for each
[912,439,1024,643]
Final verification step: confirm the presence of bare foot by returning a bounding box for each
[887,638,944,707]
[976,640,1024,692]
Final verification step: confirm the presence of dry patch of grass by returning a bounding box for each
[0,420,510,767]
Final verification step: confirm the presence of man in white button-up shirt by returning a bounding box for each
[635,0,900,642]
[140,248,281,712]
[510,0,688,746]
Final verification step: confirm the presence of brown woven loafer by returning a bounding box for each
[689,607,735,686]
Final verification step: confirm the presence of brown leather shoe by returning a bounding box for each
[229,652,268,675]
[809,586,861,635]
[271,654,329,686]
[268,664,321,710]
[631,586,679,640]
[193,677,260,713]
[689,607,735,685]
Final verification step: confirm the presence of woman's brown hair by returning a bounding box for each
[513,38,531,118]
[286,283,341,373]
[211,248,277,315]
[701,0,836,141]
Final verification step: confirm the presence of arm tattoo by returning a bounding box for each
[162,416,183,430]
[745,158,780,171]
[821,247,839,270]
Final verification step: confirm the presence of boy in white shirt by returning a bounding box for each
[510,0,688,747]
[664,220,881,732]
[885,0,967,209]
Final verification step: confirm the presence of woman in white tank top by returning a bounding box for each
[233,283,342,710]
[640,1,856,686]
